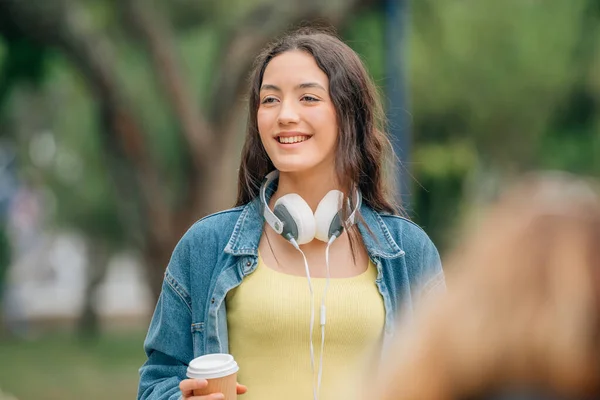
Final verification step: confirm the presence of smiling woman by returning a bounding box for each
[138,27,445,400]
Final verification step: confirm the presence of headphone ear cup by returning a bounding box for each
[314,190,344,242]
[274,194,316,245]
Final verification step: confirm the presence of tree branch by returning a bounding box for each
[122,0,213,169]
[0,0,175,248]
[209,0,379,133]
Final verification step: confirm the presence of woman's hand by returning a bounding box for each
[179,379,247,399]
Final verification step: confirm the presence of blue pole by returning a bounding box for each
[385,0,411,213]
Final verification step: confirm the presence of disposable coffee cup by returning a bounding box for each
[186,353,239,399]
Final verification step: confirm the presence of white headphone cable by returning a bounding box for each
[317,234,336,392]
[288,238,319,400]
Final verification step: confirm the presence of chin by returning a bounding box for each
[273,164,311,173]
[272,160,319,174]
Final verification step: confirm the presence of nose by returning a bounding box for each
[277,99,300,125]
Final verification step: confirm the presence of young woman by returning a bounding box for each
[137,27,445,400]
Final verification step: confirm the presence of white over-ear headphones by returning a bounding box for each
[260,170,362,245]
[259,170,363,400]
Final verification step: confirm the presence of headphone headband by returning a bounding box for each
[260,170,362,238]
[260,171,285,234]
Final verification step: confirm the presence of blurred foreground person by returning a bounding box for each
[371,173,600,400]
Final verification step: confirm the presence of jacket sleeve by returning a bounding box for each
[137,238,194,400]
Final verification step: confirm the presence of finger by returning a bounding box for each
[236,384,248,394]
[179,379,208,397]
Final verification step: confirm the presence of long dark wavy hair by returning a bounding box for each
[235,27,400,220]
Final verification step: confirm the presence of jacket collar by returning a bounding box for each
[224,190,404,259]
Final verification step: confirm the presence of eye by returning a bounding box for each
[301,95,320,103]
[261,96,279,105]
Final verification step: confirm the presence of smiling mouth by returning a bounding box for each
[276,135,312,144]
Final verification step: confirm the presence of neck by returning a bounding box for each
[273,168,341,211]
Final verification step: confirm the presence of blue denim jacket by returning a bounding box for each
[137,195,445,400]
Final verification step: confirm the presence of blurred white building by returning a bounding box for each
[2,187,153,332]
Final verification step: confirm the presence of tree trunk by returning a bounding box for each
[77,238,111,339]
[143,237,178,304]
[0,0,382,306]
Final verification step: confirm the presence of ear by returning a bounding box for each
[314,190,344,242]
[274,194,316,245]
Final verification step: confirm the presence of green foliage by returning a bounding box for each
[0,3,228,246]
[0,36,51,114]
[4,55,126,246]
[343,9,386,86]
[406,0,600,249]
[410,0,588,162]
[1,0,599,256]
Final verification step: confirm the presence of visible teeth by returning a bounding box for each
[279,136,310,144]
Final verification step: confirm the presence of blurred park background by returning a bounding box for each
[0,0,599,399]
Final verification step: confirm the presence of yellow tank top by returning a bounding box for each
[226,253,385,400]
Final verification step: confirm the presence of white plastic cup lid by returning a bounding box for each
[186,353,239,380]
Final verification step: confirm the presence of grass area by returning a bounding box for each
[0,330,148,400]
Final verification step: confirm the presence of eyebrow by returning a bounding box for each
[260,82,327,92]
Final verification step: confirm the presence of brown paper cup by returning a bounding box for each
[192,372,237,399]
[187,354,239,400]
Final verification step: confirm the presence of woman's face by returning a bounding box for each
[257,50,338,176]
